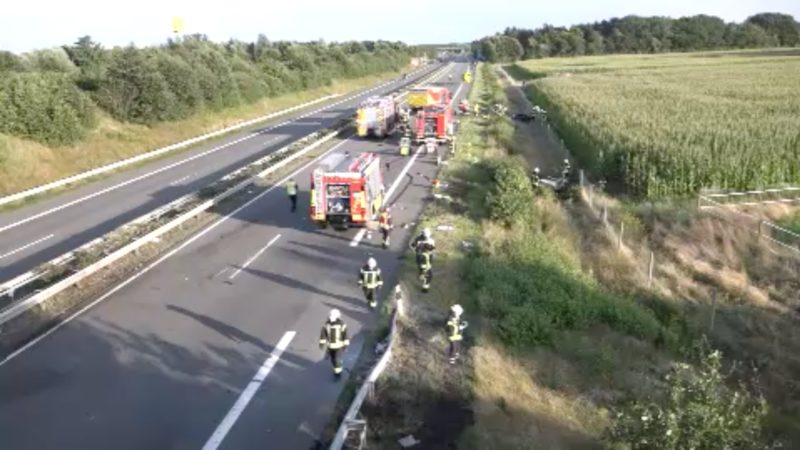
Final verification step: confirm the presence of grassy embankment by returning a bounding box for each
[361,58,799,448]
[509,49,800,198]
[0,68,406,198]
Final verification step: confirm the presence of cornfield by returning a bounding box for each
[517,50,800,198]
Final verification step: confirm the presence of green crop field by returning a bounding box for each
[511,49,800,198]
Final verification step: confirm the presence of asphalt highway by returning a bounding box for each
[0,61,472,450]
[0,62,445,282]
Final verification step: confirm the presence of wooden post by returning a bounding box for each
[709,290,717,332]
[758,220,763,237]
[579,169,585,188]
[603,206,608,226]
[618,221,625,249]
[648,251,655,287]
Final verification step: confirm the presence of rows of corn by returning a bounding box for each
[517,52,800,198]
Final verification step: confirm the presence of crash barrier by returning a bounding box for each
[0,63,455,311]
[329,292,404,450]
[0,125,349,327]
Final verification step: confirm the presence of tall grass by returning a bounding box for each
[515,51,800,198]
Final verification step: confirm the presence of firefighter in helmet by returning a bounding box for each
[410,228,436,291]
[532,167,541,188]
[446,304,468,364]
[358,257,383,308]
[320,309,349,377]
[561,159,572,180]
[378,207,393,248]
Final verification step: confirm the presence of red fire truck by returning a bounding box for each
[310,152,385,229]
[413,103,454,143]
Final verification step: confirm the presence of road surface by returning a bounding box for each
[0,62,445,282]
[0,61,471,450]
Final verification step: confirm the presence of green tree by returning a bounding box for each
[746,13,800,46]
[608,346,771,450]
[97,46,177,123]
[63,36,107,91]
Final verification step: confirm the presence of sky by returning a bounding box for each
[2,0,798,53]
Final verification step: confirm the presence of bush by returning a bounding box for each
[608,345,772,449]
[486,158,534,225]
[96,47,178,123]
[0,72,95,145]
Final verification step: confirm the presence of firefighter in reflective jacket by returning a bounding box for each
[286,179,298,212]
[410,228,436,291]
[531,167,541,188]
[358,257,383,308]
[378,207,393,248]
[320,309,349,377]
[446,304,468,364]
[561,159,572,180]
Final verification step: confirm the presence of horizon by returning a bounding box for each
[2,0,799,53]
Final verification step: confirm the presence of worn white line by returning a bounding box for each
[0,234,55,260]
[170,175,191,186]
[202,330,296,450]
[228,234,281,280]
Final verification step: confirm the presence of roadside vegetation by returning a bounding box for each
[509,50,800,198]
[0,35,416,195]
[362,62,796,449]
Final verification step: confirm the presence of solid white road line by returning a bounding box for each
[0,137,352,368]
[0,234,55,260]
[202,330,296,450]
[228,234,282,280]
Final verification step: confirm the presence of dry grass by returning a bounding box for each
[0,70,404,196]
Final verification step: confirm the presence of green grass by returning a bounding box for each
[510,49,800,199]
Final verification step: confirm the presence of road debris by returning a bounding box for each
[398,434,420,448]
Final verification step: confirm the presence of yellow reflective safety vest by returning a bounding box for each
[286,180,298,196]
[360,266,383,289]
[320,319,349,349]
[446,316,463,341]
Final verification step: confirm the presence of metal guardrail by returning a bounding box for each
[330,293,404,450]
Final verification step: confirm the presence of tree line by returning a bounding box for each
[0,35,414,145]
[473,12,800,62]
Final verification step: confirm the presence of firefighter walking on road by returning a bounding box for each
[410,228,436,292]
[320,309,349,377]
[286,179,298,212]
[446,304,468,364]
[358,257,383,308]
[378,207,393,248]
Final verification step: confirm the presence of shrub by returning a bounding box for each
[0,72,95,145]
[486,158,534,225]
[96,46,178,123]
[608,345,772,449]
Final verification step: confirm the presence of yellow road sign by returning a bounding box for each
[171,17,184,34]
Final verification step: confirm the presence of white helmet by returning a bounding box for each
[423,228,432,238]
[534,167,540,174]
[329,309,341,322]
[563,159,569,164]
[451,304,463,316]
[367,257,377,269]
